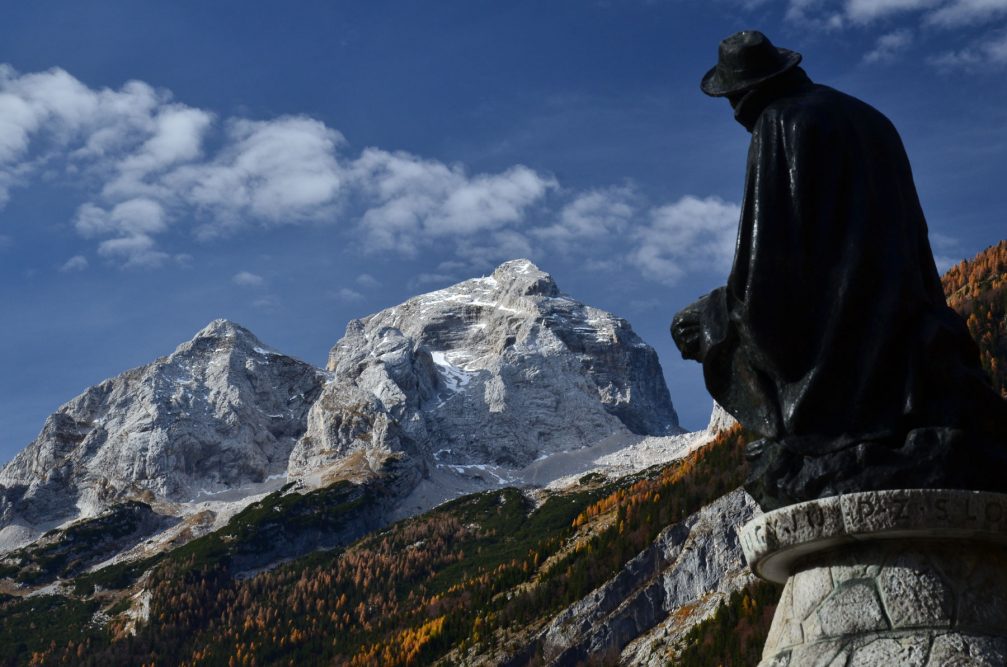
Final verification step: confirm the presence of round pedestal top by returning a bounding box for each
[741,489,1007,583]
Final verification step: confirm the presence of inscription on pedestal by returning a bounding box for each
[745,490,1007,667]
[741,490,1007,584]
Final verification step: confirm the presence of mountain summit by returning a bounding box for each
[289,259,680,497]
[0,320,323,549]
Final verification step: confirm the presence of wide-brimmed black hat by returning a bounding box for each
[701,31,802,97]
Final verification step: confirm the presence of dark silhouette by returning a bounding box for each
[672,31,1007,510]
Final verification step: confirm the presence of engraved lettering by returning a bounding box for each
[892,495,910,520]
[806,503,825,529]
[857,497,875,522]
[967,497,979,523]
[935,497,949,522]
[781,511,798,536]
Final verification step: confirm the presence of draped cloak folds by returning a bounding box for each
[677,79,1007,508]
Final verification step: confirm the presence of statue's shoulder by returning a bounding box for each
[759,84,895,137]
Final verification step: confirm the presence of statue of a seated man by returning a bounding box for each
[672,31,1007,510]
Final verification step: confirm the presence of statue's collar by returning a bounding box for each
[733,68,813,132]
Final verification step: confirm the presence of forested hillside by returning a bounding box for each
[4,427,752,666]
[942,240,1007,396]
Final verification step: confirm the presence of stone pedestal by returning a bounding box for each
[740,489,1007,666]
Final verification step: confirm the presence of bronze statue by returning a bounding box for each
[672,31,1007,510]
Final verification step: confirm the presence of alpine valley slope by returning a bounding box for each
[0,259,695,557]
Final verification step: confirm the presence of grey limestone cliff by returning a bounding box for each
[0,320,323,549]
[288,259,681,488]
[494,488,760,667]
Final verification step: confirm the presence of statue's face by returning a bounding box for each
[726,90,746,111]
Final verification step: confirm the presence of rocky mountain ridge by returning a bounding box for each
[290,258,682,511]
[0,259,684,554]
[0,320,324,551]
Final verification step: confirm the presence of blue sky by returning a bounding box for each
[1,0,1006,463]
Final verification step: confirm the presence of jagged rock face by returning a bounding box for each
[527,489,760,667]
[0,320,324,532]
[706,401,739,435]
[289,259,680,478]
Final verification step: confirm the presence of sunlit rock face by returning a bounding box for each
[0,259,684,554]
[289,259,681,482]
[0,320,324,546]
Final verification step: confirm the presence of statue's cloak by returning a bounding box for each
[692,82,1006,505]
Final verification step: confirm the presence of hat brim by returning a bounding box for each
[701,49,803,97]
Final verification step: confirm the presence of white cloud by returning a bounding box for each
[785,0,1007,27]
[0,65,557,268]
[351,148,555,254]
[73,197,168,266]
[355,273,381,289]
[629,196,740,285]
[455,230,537,270]
[532,187,636,252]
[930,29,1007,66]
[845,0,940,23]
[785,0,847,28]
[927,0,1007,26]
[0,64,750,288]
[168,116,345,236]
[776,0,1007,69]
[105,105,213,199]
[864,29,915,62]
[96,233,168,269]
[332,287,365,302]
[232,270,264,287]
[60,255,88,272]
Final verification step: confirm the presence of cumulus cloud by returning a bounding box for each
[355,273,381,289]
[0,64,754,288]
[629,196,740,285]
[332,287,365,302]
[845,0,940,23]
[351,148,555,255]
[785,0,1007,27]
[927,0,1007,26]
[59,255,88,272]
[930,28,1007,66]
[455,230,537,270]
[784,0,847,28]
[532,187,636,252]
[864,29,915,62]
[772,0,1007,67]
[0,65,556,267]
[232,270,265,287]
[167,116,345,237]
[96,233,169,268]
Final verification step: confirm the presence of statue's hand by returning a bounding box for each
[672,288,729,363]
[671,306,705,361]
